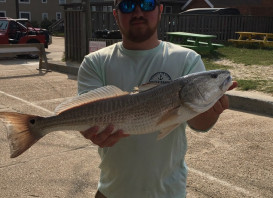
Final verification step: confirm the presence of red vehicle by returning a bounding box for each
[0,17,51,48]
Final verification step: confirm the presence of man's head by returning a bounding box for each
[113,0,163,43]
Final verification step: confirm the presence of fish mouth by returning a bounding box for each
[220,75,232,91]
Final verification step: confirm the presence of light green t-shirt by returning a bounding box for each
[78,41,206,198]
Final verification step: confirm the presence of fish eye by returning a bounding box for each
[211,73,218,78]
[29,119,36,125]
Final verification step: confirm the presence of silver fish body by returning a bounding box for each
[34,81,182,135]
[0,70,232,158]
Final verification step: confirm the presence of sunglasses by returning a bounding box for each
[115,0,160,14]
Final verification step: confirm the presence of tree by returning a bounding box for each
[40,18,53,30]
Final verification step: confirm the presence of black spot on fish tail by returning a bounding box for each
[29,119,36,125]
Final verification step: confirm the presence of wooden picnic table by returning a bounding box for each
[0,43,50,71]
[228,32,273,47]
[166,32,224,52]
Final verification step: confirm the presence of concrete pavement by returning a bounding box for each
[0,36,272,198]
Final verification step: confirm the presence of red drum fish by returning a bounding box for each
[0,70,232,158]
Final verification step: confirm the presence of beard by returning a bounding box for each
[118,15,160,43]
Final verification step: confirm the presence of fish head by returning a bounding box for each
[179,70,232,113]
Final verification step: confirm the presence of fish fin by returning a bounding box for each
[55,85,128,114]
[157,106,181,125]
[0,112,42,158]
[134,83,161,93]
[157,123,180,140]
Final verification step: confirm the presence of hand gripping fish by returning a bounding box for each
[0,70,232,158]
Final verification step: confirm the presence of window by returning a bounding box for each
[91,6,96,12]
[0,20,9,30]
[19,0,30,4]
[42,13,48,20]
[0,11,6,17]
[19,12,31,20]
[42,0,47,3]
[56,12,61,20]
[59,0,66,4]
[103,6,112,12]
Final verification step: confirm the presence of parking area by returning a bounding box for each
[0,39,272,197]
[0,60,102,197]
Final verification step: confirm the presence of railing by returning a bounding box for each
[48,18,64,33]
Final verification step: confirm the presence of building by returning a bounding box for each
[0,0,73,24]
[182,0,273,16]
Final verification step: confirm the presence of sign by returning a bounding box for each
[89,41,106,53]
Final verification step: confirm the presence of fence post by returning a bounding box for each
[82,0,92,56]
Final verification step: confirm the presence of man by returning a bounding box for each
[78,0,237,197]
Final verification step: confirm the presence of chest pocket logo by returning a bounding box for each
[149,72,172,84]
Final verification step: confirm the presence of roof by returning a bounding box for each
[182,0,262,10]
[209,0,261,6]
[179,7,240,15]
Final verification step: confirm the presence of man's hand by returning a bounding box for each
[228,81,238,91]
[80,125,129,148]
[212,81,238,114]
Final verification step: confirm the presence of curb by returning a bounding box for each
[227,94,273,117]
[48,62,79,76]
[47,62,273,117]
[227,92,273,117]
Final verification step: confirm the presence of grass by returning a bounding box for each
[202,45,273,66]
[200,45,273,95]
[216,45,273,66]
[236,80,272,93]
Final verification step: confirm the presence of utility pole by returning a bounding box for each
[15,0,19,18]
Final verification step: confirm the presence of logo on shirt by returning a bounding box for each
[149,72,172,84]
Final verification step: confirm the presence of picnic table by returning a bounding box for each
[0,43,50,71]
[228,32,273,47]
[166,32,224,52]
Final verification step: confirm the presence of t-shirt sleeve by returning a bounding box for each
[183,50,206,75]
[78,54,105,95]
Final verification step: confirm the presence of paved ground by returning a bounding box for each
[0,37,272,198]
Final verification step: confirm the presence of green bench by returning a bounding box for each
[186,39,224,48]
[166,32,224,53]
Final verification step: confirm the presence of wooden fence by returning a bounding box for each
[160,14,273,42]
[64,10,273,62]
[90,12,273,41]
[64,10,87,62]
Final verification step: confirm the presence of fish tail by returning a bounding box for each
[0,112,43,158]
